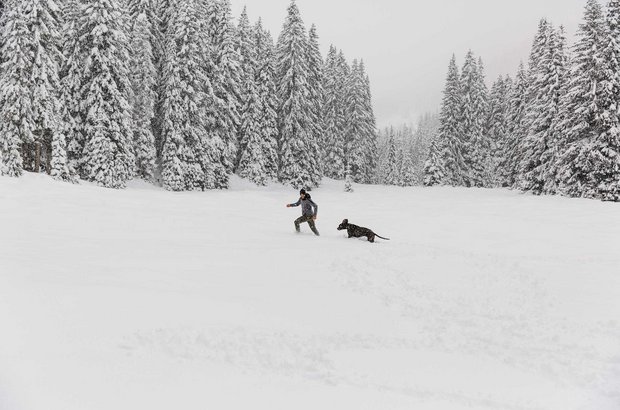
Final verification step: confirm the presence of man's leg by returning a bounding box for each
[308,218,320,236]
[294,216,308,233]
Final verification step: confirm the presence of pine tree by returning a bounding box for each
[541,25,570,194]
[50,122,73,182]
[236,8,254,103]
[459,51,480,186]
[254,21,280,181]
[28,0,67,176]
[206,0,242,188]
[359,60,378,183]
[384,132,399,185]
[0,0,72,180]
[423,135,445,186]
[307,24,324,176]
[587,0,620,200]
[486,76,511,187]
[413,114,439,182]
[60,0,86,175]
[275,1,321,189]
[344,59,367,183]
[78,0,135,189]
[160,0,214,191]
[519,22,567,194]
[322,45,345,179]
[344,162,353,192]
[0,0,33,177]
[503,62,528,187]
[153,0,172,159]
[556,0,620,200]
[235,7,262,182]
[555,0,604,197]
[424,55,462,186]
[335,51,350,177]
[468,56,490,187]
[399,148,416,187]
[514,20,550,189]
[129,1,157,181]
[236,11,279,185]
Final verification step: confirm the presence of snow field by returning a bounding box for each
[1,174,619,410]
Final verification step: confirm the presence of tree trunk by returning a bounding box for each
[35,142,41,173]
[46,142,52,175]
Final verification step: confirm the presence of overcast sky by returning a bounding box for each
[229,0,588,128]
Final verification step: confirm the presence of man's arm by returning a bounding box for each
[310,199,318,217]
[287,199,301,208]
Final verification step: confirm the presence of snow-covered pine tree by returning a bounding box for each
[49,122,73,182]
[205,0,242,188]
[307,24,324,176]
[413,113,439,182]
[235,7,254,125]
[129,0,157,181]
[513,19,551,187]
[399,148,416,187]
[0,0,31,177]
[518,22,567,194]
[160,0,214,191]
[344,59,367,183]
[344,162,353,192]
[26,0,65,175]
[321,45,345,179]
[78,0,135,189]
[60,0,86,176]
[586,0,620,200]
[254,20,280,181]
[556,0,620,200]
[459,51,480,187]
[554,0,604,197]
[359,60,378,183]
[0,0,72,181]
[153,0,172,158]
[424,55,462,186]
[235,7,261,181]
[384,131,399,185]
[469,56,490,187]
[335,50,351,176]
[33,0,75,183]
[541,25,570,194]
[236,10,278,185]
[423,135,445,186]
[486,76,511,187]
[373,127,389,183]
[275,0,321,189]
[502,62,528,187]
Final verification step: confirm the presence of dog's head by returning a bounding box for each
[337,219,349,230]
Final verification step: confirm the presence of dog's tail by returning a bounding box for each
[376,234,390,241]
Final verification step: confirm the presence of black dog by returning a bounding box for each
[337,219,390,243]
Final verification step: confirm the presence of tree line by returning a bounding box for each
[0,0,378,190]
[376,115,439,187]
[425,0,620,202]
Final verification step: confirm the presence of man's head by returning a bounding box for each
[299,189,306,198]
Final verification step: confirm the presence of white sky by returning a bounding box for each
[229,0,588,128]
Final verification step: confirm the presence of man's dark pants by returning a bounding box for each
[295,215,320,236]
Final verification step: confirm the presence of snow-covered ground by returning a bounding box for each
[1,173,619,410]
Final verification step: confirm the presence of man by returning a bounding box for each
[286,189,320,236]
